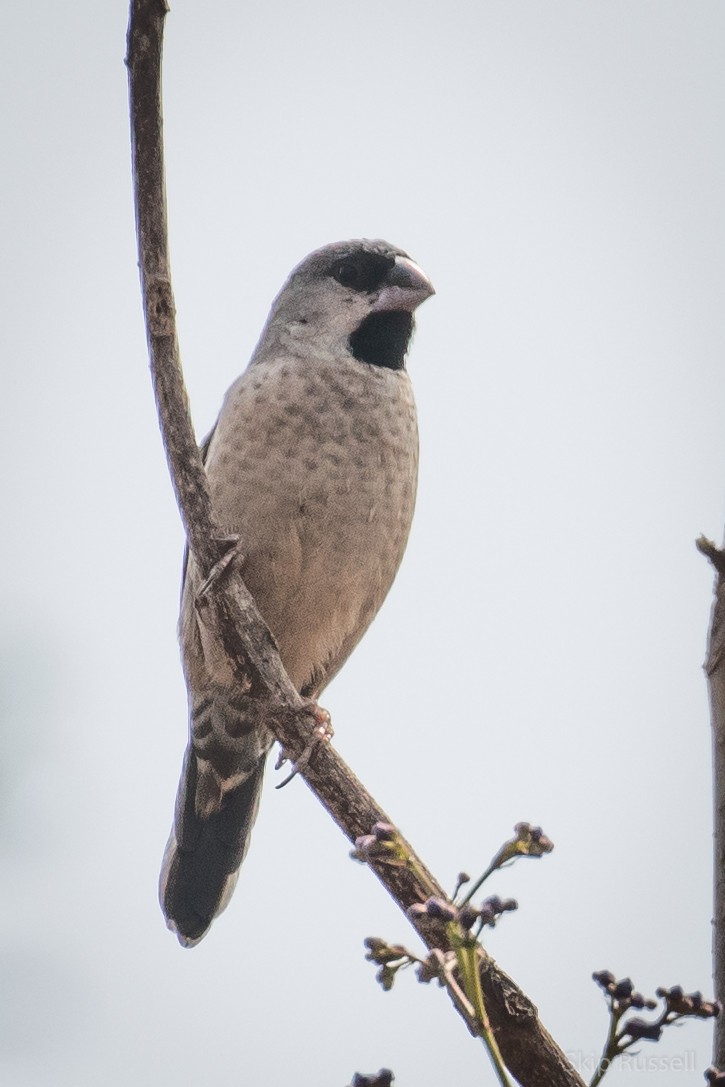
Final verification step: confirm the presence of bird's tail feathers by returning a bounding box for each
[160,748,266,947]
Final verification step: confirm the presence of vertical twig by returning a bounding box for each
[127,0,220,576]
[697,535,725,1067]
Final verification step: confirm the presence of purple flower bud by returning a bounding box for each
[622,1017,662,1042]
[351,1074,393,1087]
[372,822,397,842]
[416,964,434,984]
[365,940,408,965]
[695,1000,721,1020]
[613,977,634,1000]
[477,895,517,928]
[354,834,377,855]
[376,965,396,992]
[364,937,388,953]
[659,985,691,1014]
[512,821,554,855]
[592,970,617,992]
[458,905,480,931]
[416,947,448,985]
[657,986,720,1018]
[479,906,495,927]
[407,902,428,921]
[424,897,459,923]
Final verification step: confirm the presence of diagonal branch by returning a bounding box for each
[125,3,586,1084]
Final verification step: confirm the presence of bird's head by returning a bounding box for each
[259,239,434,371]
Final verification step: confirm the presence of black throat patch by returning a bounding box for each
[349,311,414,371]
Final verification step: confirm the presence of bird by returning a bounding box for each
[159,239,434,946]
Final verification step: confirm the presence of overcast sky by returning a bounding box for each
[2,2,725,1085]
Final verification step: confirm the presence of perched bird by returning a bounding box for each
[160,239,434,946]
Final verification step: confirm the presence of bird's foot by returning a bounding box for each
[275,703,334,788]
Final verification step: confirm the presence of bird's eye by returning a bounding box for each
[329,251,396,292]
[332,261,360,288]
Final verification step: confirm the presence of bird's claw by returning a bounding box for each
[275,703,334,788]
[196,536,244,601]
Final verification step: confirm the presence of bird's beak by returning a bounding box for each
[372,256,435,313]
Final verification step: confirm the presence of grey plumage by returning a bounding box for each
[160,239,434,946]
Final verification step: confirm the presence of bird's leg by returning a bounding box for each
[275,702,334,788]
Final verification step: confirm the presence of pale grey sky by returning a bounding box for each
[2,2,724,1085]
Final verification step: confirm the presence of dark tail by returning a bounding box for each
[159,748,266,947]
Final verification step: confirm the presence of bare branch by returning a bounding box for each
[126,2,586,1083]
[126,0,220,574]
[699,535,725,1068]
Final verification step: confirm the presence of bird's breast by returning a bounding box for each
[204,355,418,691]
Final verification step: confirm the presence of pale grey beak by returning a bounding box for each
[373,256,435,313]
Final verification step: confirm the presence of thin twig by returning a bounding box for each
[125,2,586,1083]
